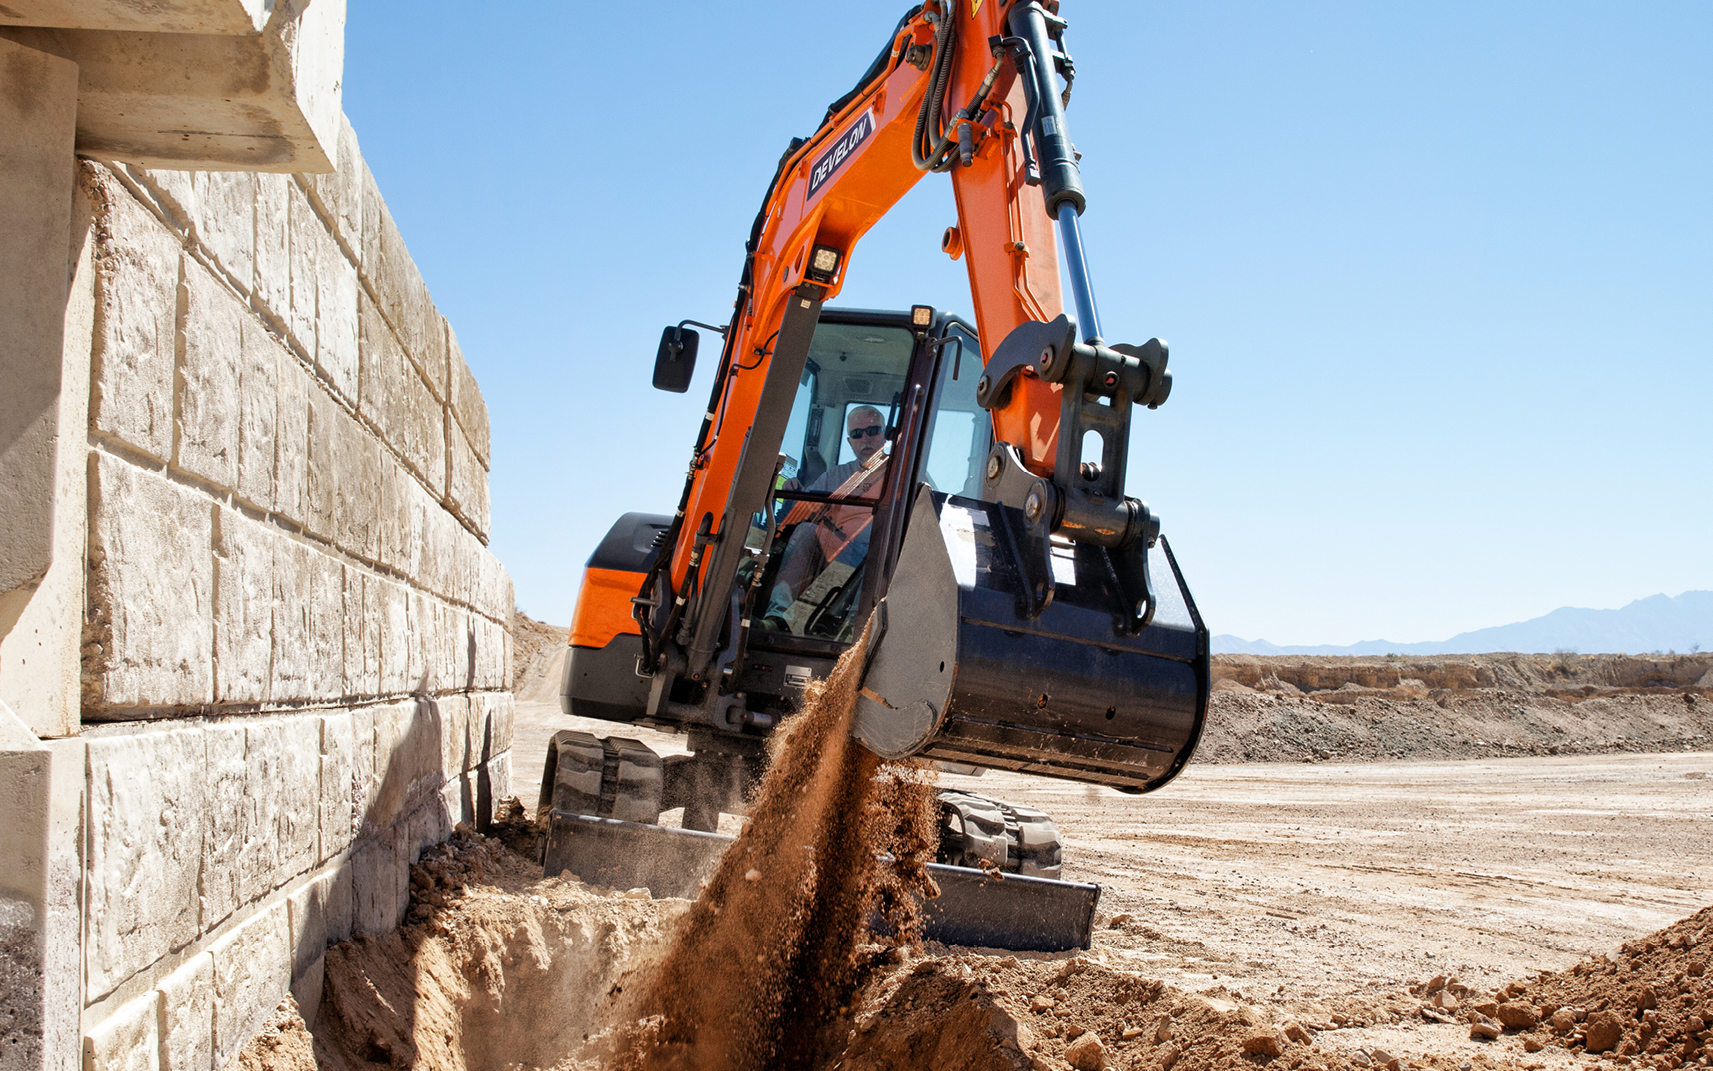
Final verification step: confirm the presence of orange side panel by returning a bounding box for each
[569,567,644,649]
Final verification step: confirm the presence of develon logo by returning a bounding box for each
[807,110,877,199]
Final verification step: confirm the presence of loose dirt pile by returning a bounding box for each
[238,810,1713,1071]
[230,998,319,1071]
[296,828,689,1071]
[1457,906,1712,1066]
[1201,653,1711,764]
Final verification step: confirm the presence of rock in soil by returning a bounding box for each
[1063,1032,1106,1069]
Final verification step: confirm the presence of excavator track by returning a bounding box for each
[936,790,1063,879]
[537,732,1100,952]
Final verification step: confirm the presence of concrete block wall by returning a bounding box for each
[62,120,515,1070]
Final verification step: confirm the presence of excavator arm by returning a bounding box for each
[621,0,1205,790]
[546,0,1209,951]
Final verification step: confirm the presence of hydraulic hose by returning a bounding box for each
[910,5,960,171]
[913,6,1006,174]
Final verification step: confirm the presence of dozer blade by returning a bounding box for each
[543,811,1101,953]
[855,487,1209,793]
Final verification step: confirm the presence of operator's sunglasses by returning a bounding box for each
[848,426,885,440]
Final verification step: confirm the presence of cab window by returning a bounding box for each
[919,324,989,499]
[756,321,916,641]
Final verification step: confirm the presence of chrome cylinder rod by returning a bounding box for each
[1056,204,1103,343]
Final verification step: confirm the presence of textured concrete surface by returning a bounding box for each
[2,100,515,1071]
[154,953,212,1071]
[84,729,206,999]
[89,182,180,463]
[0,37,76,639]
[208,902,289,1069]
[0,169,96,741]
[0,703,54,1070]
[179,258,246,490]
[0,0,271,35]
[447,323,490,467]
[84,456,215,709]
[83,990,159,1071]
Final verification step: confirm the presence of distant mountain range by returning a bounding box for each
[1214,590,1713,656]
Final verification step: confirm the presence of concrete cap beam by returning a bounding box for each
[0,0,272,35]
[0,0,344,172]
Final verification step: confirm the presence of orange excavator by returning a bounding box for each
[540,0,1208,951]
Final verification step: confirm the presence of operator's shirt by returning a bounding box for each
[792,454,886,559]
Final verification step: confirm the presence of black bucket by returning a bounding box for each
[854,487,1208,793]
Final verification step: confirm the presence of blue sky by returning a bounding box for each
[344,1,1712,647]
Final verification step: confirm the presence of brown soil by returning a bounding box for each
[231,997,320,1071]
[1483,907,1712,1065]
[230,639,1713,1071]
[302,827,691,1071]
[234,804,1713,1071]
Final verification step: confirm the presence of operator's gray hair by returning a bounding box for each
[846,405,884,427]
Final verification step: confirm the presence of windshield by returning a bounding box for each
[755,321,917,641]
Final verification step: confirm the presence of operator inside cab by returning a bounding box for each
[759,405,888,630]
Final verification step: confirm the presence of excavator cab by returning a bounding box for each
[746,311,987,643]
[560,308,994,735]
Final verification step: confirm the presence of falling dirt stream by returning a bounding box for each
[613,625,937,1070]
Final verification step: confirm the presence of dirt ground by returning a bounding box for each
[240,643,1712,1071]
[245,755,1713,1071]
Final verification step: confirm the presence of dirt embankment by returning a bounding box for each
[511,612,568,705]
[1212,652,1713,699]
[1201,653,1713,764]
[506,632,1713,768]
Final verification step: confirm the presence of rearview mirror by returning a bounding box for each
[652,326,699,393]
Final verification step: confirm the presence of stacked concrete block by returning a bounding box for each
[318,713,357,864]
[69,115,517,1071]
[252,173,292,333]
[359,291,444,497]
[155,954,213,1071]
[77,693,515,1070]
[84,455,215,710]
[302,118,363,259]
[445,322,492,539]
[272,345,311,526]
[234,322,281,512]
[83,991,160,1071]
[89,182,180,464]
[208,903,290,1070]
[83,730,206,1000]
[177,258,245,490]
[445,408,491,539]
[211,505,274,704]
